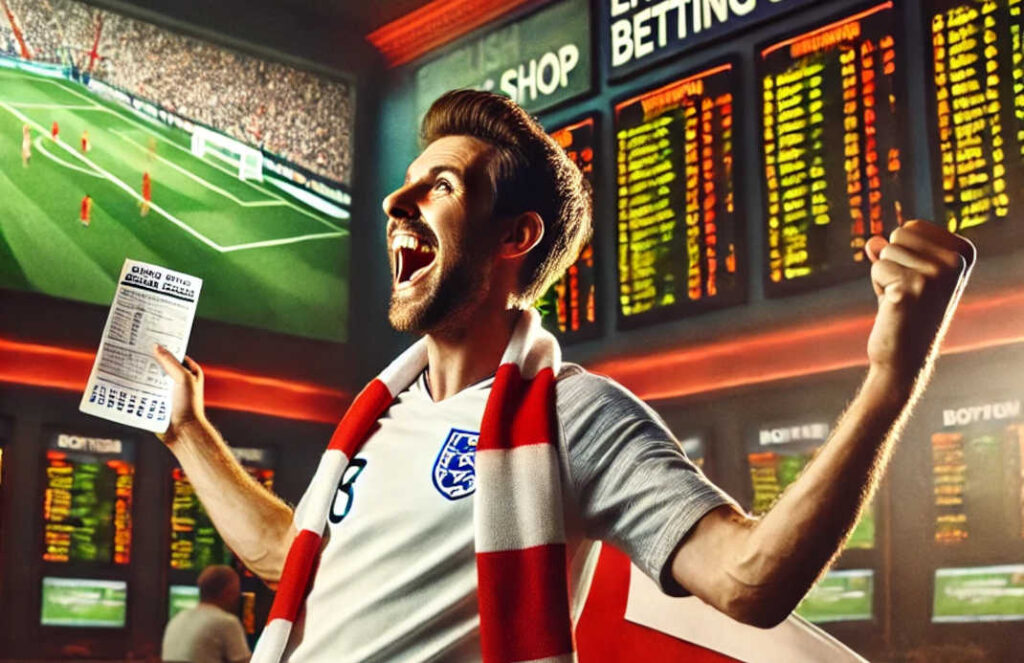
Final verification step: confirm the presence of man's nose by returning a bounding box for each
[382,183,418,220]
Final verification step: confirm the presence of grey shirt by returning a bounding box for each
[557,363,737,595]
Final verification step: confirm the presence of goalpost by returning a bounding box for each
[190,126,263,182]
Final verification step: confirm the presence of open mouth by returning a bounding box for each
[391,232,437,289]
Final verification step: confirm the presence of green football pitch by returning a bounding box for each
[41,582,127,627]
[0,68,349,341]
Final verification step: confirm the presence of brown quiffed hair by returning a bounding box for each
[420,89,593,306]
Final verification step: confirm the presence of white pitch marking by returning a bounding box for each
[220,230,346,253]
[111,128,286,208]
[2,76,348,252]
[2,101,222,251]
[10,102,103,110]
[73,92,347,231]
[34,136,103,177]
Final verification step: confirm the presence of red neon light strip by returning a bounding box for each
[2,289,1022,417]
[615,63,733,115]
[0,339,349,424]
[592,288,1024,402]
[366,0,534,68]
[554,116,595,136]
[760,2,893,58]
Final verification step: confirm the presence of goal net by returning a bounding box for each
[190,126,263,182]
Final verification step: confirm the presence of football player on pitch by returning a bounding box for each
[21,124,31,167]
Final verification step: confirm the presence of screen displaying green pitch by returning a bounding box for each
[41,577,127,628]
[796,569,874,623]
[168,584,200,621]
[933,565,1024,622]
[0,0,353,341]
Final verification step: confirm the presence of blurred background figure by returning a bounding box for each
[162,565,251,663]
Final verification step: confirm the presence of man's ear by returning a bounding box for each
[499,211,544,260]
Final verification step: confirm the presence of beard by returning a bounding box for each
[388,233,492,336]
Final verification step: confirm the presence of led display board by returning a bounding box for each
[759,3,907,294]
[42,433,134,565]
[615,63,743,327]
[542,117,599,342]
[170,447,275,570]
[927,0,1024,246]
[930,398,1024,544]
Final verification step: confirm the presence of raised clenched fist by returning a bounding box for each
[864,220,976,386]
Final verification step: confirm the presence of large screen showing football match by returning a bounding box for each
[759,3,907,294]
[42,433,134,565]
[543,117,598,342]
[930,398,1024,544]
[749,421,875,550]
[614,63,742,326]
[927,0,1024,244]
[170,447,274,570]
[0,0,352,341]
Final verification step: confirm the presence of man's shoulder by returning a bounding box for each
[555,363,654,420]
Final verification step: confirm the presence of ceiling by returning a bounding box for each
[89,0,538,70]
[283,0,442,34]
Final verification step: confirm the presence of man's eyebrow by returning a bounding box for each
[405,164,465,185]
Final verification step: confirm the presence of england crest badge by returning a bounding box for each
[432,428,478,500]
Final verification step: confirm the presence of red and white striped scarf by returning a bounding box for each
[252,309,574,663]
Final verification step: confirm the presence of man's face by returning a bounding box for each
[383,135,499,334]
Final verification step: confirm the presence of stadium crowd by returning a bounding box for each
[0,0,353,183]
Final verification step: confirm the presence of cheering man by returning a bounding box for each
[154,90,974,662]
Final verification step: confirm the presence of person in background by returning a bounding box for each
[162,565,251,663]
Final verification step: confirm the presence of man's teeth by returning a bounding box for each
[390,234,434,253]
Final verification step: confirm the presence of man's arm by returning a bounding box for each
[154,347,296,585]
[671,220,975,628]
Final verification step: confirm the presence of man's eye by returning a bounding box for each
[434,179,453,193]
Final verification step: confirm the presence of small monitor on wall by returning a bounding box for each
[933,565,1024,623]
[40,577,127,628]
[168,584,200,621]
[795,569,874,624]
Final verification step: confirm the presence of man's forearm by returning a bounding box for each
[732,366,913,620]
[167,418,296,584]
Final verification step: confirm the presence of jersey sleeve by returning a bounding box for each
[555,366,740,596]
